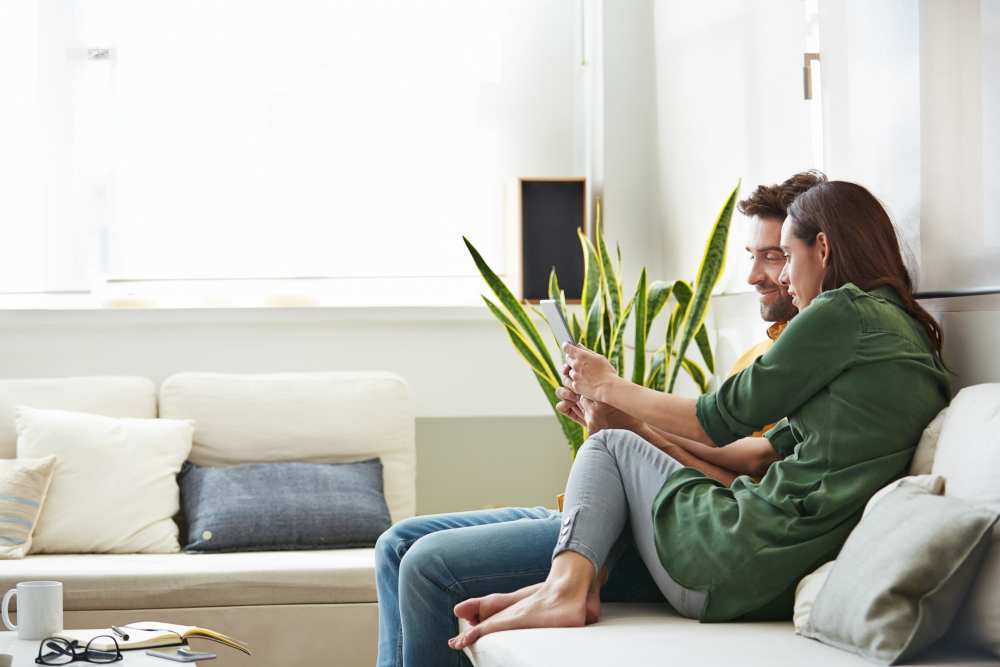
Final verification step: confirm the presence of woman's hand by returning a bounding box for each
[561,343,618,402]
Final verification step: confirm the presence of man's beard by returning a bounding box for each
[759,292,798,323]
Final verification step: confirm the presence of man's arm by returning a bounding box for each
[648,426,780,479]
[634,424,738,486]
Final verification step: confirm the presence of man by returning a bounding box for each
[374,170,827,667]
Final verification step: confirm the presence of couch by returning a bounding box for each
[461,384,1000,667]
[0,372,416,667]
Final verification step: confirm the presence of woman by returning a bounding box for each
[447,180,950,650]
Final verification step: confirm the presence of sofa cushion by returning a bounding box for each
[179,459,391,552]
[0,549,377,610]
[461,604,997,667]
[158,371,415,523]
[0,376,156,459]
[932,383,1000,656]
[17,407,193,554]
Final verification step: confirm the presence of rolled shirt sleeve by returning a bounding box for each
[695,289,859,445]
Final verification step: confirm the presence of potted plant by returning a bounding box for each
[464,182,740,504]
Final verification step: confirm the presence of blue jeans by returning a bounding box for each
[374,505,666,667]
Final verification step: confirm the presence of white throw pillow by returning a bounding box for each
[793,474,945,634]
[931,383,1000,656]
[909,407,949,475]
[15,406,193,554]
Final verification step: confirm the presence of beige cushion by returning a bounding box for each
[16,407,193,554]
[909,407,949,475]
[793,474,946,633]
[932,383,1000,656]
[461,604,997,667]
[0,549,376,610]
[159,372,416,523]
[0,455,56,558]
[799,482,997,664]
[0,376,156,459]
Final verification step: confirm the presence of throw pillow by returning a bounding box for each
[931,383,1000,656]
[179,458,391,552]
[798,481,998,665]
[908,407,948,475]
[16,406,193,553]
[793,474,945,633]
[0,456,56,558]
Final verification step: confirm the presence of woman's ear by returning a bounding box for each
[816,231,831,269]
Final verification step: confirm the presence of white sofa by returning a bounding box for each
[462,384,1000,667]
[0,372,416,667]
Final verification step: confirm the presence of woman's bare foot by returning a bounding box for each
[453,583,543,625]
[453,565,607,627]
[448,552,595,650]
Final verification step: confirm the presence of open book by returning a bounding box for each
[56,622,251,655]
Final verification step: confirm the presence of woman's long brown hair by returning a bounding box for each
[787,181,944,355]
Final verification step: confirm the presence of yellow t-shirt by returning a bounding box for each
[726,321,787,437]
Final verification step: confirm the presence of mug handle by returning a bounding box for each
[1,589,15,631]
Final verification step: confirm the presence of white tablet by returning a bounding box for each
[539,299,577,349]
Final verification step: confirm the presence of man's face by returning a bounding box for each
[746,216,798,323]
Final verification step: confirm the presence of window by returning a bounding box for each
[0,0,584,306]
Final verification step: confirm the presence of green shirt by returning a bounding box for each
[652,283,950,622]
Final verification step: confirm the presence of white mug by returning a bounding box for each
[2,581,63,640]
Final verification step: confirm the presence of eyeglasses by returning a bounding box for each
[35,636,123,665]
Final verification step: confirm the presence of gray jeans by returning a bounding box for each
[553,428,708,619]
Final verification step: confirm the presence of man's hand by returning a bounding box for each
[556,387,642,434]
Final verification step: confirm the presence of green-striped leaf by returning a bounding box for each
[631,269,648,384]
[578,229,601,338]
[695,324,715,374]
[681,357,709,393]
[646,280,674,339]
[484,298,557,388]
[667,280,693,359]
[533,369,585,453]
[585,298,602,348]
[548,268,560,304]
[608,295,635,376]
[464,237,560,384]
[596,220,622,324]
[570,312,582,343]
[666,181,739,391]
[645,350,666,388]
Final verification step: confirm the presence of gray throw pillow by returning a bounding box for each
[179,458,391,552]
[800,481,999,665]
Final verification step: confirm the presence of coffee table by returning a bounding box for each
[0,632,207,666]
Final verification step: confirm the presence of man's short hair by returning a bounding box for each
[737,170,828,221]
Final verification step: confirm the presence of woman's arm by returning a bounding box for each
[649,427,780,479]
[562,344,715,445]
[634,424,738,486]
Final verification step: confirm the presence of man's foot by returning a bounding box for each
[448,581,589,650]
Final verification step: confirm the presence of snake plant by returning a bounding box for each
[465,181,740,457]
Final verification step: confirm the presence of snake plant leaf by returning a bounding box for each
[584,297,602,348]
[464,237,560,383]
[601,291,613,358]
[646,280,674,339]
[666,181,739,392]
[667,279,693,359]
[534,370,585,454]
[548,268,560,303]
[570,312,582,343]
[645,349,666,388]
[631,269,648,385]
[596,221,622,324]
[695,324,715,374]
[608,295,635,376]
[578,229,601,335]
[681,357,709,394]
[484,298,558,388]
